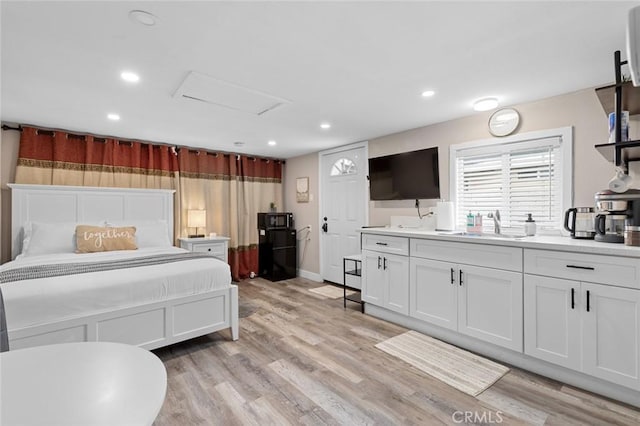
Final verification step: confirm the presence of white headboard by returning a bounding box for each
[9,184,175,260]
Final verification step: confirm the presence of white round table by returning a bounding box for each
[0,342,167,426]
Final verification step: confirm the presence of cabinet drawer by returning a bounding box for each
[192,243,226,257]
[362,234,409,256]
[524,249,640,289]
[410,238,522,272]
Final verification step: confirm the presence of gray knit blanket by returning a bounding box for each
[0,252,220,284]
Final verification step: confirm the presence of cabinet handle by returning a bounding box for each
[377,256,381,269]
[459,269,463,286]
[375,242,388,246]
[383,257,387,270]
[450,267,455,285]
[571,288,575,309]
[586,290,590,312]
[566,265,595,271]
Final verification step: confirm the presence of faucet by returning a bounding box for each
[488,210,501,234]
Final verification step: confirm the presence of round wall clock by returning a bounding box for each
[488,108,520,137]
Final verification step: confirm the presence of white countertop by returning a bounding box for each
[360,227,640,258]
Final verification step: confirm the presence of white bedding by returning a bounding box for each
[0,247,231,330]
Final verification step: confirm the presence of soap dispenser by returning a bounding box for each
[466,211,475,231]
[525,213,536,236]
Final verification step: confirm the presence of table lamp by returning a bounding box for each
[187,209,206,238]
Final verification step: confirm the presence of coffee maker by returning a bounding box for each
[594,189,640,243]
[564,207,596,239]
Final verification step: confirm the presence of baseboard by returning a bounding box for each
[366,304,640,408]
[297,269,322,282]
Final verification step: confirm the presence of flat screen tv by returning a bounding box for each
[368,147,440,200]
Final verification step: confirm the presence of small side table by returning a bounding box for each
[179,236,230,263]
[343,254,364,313]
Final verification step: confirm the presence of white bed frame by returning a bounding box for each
[6,184,238,350]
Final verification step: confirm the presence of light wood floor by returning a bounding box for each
[153,277,640,425]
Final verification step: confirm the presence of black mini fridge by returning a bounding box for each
[258,213,297,281]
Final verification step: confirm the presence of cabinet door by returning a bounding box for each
[409,257,457,330]
[582,282,640,390]
[524,275,581,371]
[384,254,409,315]
[458,265,523,352]
[362,250,384,307]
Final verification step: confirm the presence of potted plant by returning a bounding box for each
[269,202,276,212]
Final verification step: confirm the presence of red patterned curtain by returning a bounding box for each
[15,127,178,188]
[14,126,285,281]
[178,150,283,280]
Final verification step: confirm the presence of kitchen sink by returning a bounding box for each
[488,233,528,239]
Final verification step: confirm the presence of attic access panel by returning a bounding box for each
[173,71,291,115]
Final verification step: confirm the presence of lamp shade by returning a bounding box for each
[187,210,206,228]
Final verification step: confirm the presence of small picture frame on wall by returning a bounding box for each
[296,177,309,203]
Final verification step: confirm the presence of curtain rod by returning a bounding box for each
[1,122,286,164]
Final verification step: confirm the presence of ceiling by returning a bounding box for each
[1,1,637,159]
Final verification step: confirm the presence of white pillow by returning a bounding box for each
[21,221,79,256]
[103,220,172,248]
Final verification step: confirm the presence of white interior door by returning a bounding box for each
[320,143,368,286]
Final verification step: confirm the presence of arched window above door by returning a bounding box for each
[330,158,357,176]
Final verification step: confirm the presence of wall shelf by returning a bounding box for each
[595,139,640,163]
[595,81,640,115]
[593,51,639,170]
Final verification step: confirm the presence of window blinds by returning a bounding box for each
[455,136,562,232]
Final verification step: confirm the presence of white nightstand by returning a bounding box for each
[179,236,230,263]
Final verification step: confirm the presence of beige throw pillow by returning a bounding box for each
[76,225,138,253]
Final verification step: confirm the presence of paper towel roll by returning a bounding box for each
[436,201,455,231]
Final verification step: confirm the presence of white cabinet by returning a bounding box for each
[361,233,410,314]
[384,254,410,314]
[179,237,229,263]
[362,250,385,306]
[362,249,409,315]
[409,241,523,352]
[524,263,640,391]
[525,249,640,290]
[361,231,640,398]
[458,265,523,351]
[582,282,640,390]
[524,275,581,370]
[410,257,457,330]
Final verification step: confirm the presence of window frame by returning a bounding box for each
[449,127,573,234]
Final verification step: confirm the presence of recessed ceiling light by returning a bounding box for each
[473,97,499,112]
[320,123,331,129]
[129,10,158,26]
[268,140,277,146]
[233,141,245,147]
[120,71,140,83]
[421,90,435,97]
[107,113,120,121]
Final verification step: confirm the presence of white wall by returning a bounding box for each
[282,152,320,277]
